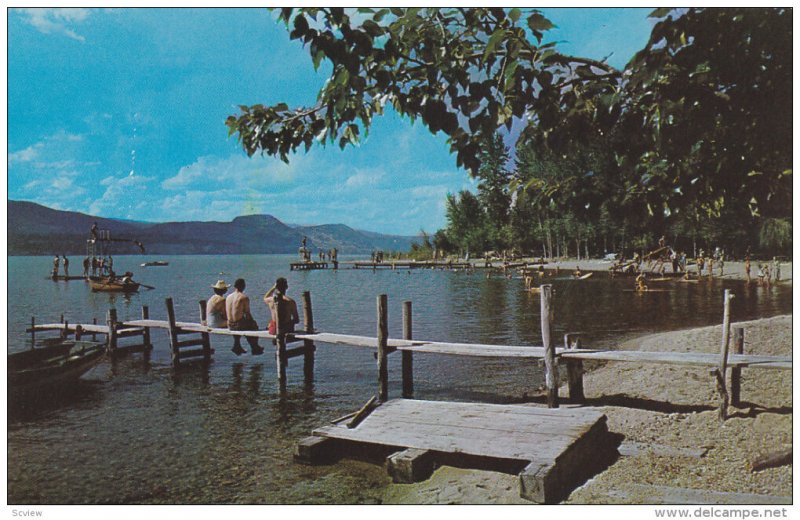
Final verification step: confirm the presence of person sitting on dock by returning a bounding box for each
[204,280,229,328]
[121,271,134,285]
[264,277,299,334]
[573,266,582,278]
[226,278,263,356]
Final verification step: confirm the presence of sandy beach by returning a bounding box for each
[383,312,793,504]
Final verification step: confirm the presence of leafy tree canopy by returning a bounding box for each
[227,8,791,221]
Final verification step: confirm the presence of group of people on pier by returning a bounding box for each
[203,276,299,356]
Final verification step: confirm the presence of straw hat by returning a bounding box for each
[211,280,229,290]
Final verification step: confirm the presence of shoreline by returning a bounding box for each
[382,314,793,504]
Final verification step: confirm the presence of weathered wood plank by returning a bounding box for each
[618,442,708,459]
[294,436,337,465]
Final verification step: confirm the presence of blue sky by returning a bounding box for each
[7,8,653,235]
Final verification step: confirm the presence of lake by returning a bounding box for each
[7,254,792,503]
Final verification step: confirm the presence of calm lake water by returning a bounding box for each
[7,254,792,504]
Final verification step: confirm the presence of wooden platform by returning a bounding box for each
[295,399,618,503]
[290,261,329,271]
[347,261,472,270]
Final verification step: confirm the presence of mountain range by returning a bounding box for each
[7,200,418,256]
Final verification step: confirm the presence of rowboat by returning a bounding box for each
[8,339,106,397]
[89,278,140,292]
[141,261,169,267]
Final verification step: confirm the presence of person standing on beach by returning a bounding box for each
[226,278,263,356]
[264,277,299,334]
[745,255,752,283]
[773,257,781,281]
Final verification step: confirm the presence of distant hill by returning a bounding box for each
[7,200,417,256]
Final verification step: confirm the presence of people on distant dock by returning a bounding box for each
[52,255,59,278]
[83,256,90,277]
[264,277,299,335]
[62,256,69,277]
[204,280,229,328]
[226,278,263,356]
[90,222,98,240]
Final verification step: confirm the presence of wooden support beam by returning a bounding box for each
[302,291,315,381]
[165,297,180,367]
[30,316,35,346]
[716,290,734,421]
[286,345,313,359]
[347,396,378,429]
[540,285,559,408]
[178,348,215,360]
[92,317,98,341]
[730,327,744,407]
[564,333,585,403]
[117,328,145,339]
[141,306,152,350]
[74,325,83,340]
[377,294,389,402]
[176,338,206,348]
[275,296,288,391]
[386,448,435,483]
[199,300,212,362]
[294,436,337,465]
[61,319,69,340]
[401,301,414,398]
[106,308,118,352]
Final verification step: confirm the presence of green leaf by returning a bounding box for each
[649,8,672,19]
[508,8,521,23]
[527,13,555,32]
[483,29,506,62]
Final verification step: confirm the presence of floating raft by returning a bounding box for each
[296,398,618,503]
[347,261,472,269]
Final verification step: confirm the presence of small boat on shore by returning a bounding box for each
[9,339,106,397]
[141,261,169,267]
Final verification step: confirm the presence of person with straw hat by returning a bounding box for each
[205,280,230,329]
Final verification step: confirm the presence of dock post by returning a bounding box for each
[715,290,734,421]
[276,297,288,391]
[198,300,212,362]
[106,308,118,353]
[540,285,559,408]
[377,294,389,401]
[731,327,745,407]
[302,291,315,381]
[165,298,180,367]
[62,319,69,340]
[564,333,585,403]
[30,316,35,347]
[402,301,414,398]
[92,317,98,341]
[141,306,152,350]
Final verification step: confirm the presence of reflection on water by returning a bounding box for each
[7,255,792,503]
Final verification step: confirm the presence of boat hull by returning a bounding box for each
[89,279,140,292]
[8,340,106,396]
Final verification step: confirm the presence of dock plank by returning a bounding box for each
[302,399,616,503]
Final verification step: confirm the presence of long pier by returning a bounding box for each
[23,286,791,502]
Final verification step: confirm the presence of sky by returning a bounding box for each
[7,8,654,235]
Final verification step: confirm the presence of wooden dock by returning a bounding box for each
[290,261,332,271]
[348,260,472,270]
[295,398,618,503]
